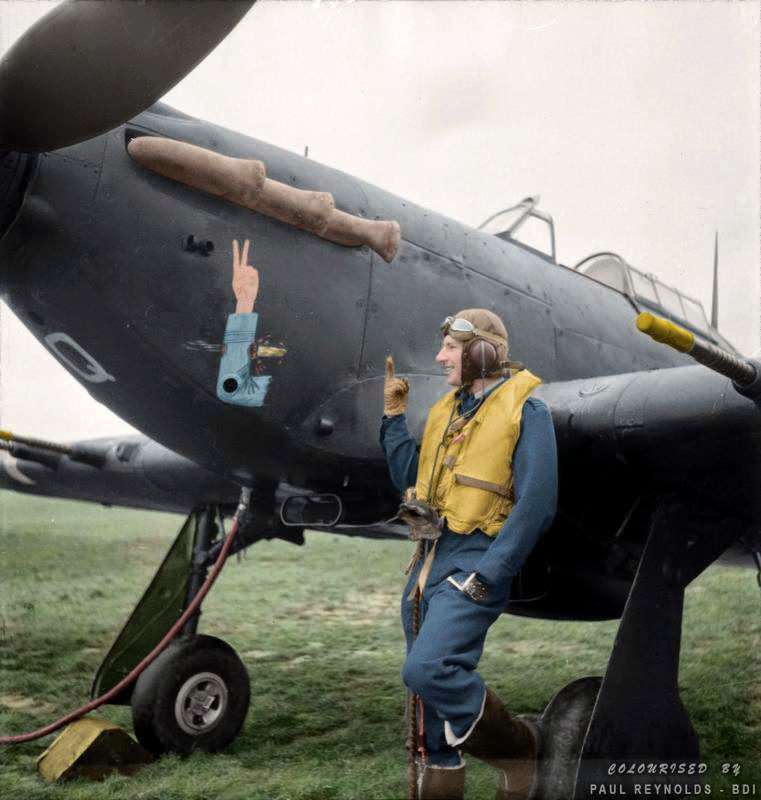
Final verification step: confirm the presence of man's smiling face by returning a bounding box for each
[435,334,464,387]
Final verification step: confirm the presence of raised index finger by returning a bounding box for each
[385,355,395,379]
[241,238,250,266]
[232,239,240,268]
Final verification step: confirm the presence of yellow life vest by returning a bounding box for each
[414,369,542,536]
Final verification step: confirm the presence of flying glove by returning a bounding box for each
[384,355,410,416]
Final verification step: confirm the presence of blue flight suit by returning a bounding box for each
[380,385,558,766]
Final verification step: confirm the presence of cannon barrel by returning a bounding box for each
[0,428,72,455]
[0,429,105,467]
[636,312,761,400]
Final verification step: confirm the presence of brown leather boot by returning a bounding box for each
[417,760,466,800]
[456,687,539,800]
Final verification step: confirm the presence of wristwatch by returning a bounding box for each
[447,571,489,603]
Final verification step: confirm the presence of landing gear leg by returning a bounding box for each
[130,501,251,755]
[182,505,218,638]
[93,488,303,755]
[571,500,741,798]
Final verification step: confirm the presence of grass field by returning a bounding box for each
[0,493,759,799]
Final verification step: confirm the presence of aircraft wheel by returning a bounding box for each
[131,634,250,755]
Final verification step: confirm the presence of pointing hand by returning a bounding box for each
[384,355,410,416]
[232,238,259,314]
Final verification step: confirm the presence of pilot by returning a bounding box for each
[380,309,558,800]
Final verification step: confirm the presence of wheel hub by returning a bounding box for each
[174,671,229,735]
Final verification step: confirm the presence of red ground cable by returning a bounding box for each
[0,510,241,745]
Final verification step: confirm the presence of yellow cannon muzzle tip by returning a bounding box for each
[635,312,694,353]
[636,312,655,333]
[0,430,13,441]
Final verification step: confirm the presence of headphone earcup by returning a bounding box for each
[461,339,499,383]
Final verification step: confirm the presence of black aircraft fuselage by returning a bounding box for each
[2,102,760,622]
[0,102,692,483]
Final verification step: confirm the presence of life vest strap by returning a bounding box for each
[453,473,511,497]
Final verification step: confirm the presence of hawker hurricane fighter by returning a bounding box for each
[0,3,758,797]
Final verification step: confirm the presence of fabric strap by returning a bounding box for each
[408,540,439,600]
[453,473,512,497]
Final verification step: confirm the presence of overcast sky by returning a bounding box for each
[0,0,758,441]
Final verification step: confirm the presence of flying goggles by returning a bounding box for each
[440,316,508,347]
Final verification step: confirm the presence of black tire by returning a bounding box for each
[131,638,187,755]
[131,634,250,755]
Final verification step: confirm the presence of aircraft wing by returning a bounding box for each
[0,434,240,515]
[537,360,761,507]
[515,355,761,613]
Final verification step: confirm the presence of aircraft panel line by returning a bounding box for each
[399,235,552,307]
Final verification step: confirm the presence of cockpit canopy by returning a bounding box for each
[478,196,556,263]
[575,252,711,335]
[480,198,731,349]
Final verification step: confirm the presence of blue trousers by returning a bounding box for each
[401,527,512,767]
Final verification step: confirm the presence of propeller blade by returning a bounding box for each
[0,0,255,153]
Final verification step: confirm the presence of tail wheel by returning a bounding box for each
[131,634,250,755]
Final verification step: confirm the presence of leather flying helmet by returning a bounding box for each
[441,308,524,384]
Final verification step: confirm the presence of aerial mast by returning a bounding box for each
[710,231,719,330]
